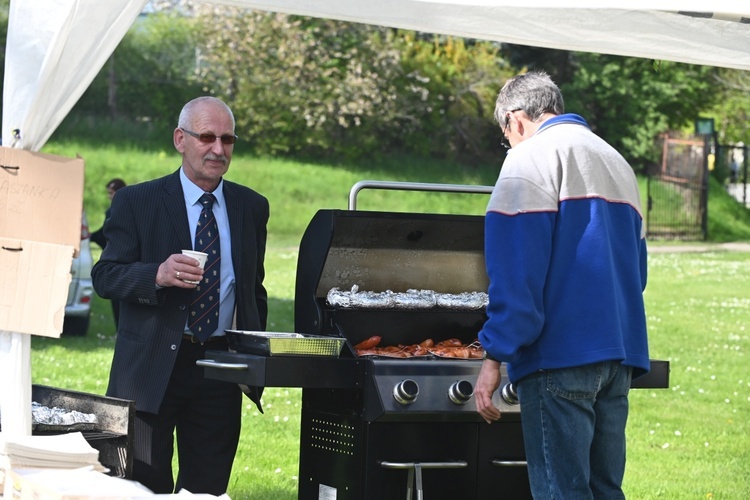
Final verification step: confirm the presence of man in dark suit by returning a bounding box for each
[92,96,268,495]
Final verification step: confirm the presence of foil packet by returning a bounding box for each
[435,291,489,310]
[31,401,98,429]
[392,289,437,309]
[328,285,488,311]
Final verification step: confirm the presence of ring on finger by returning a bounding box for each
[176,271,181,279]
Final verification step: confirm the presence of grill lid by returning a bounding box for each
[295,209,490,348]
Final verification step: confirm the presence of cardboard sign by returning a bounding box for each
[0,238,74,337]
[0,147,84,337]
[0,147,84,253]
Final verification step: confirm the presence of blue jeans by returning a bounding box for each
[517,361,633,499]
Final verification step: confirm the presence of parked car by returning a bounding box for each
[62,211,94,336]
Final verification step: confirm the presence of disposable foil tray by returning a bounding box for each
[226,330,346,357]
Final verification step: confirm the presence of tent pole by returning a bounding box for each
[0,331,32,435]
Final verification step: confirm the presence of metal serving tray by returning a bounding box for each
[226,330,346,357]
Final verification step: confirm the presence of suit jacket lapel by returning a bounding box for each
[164,169,193,250]
[223,182,243,277]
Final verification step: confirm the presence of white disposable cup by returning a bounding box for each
[181,250,208,284]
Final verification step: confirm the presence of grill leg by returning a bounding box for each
[382,460,467,500]
[415,463,424,500]
[406,467,414,500]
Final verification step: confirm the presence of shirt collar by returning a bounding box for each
[537,113,590,133]
[179,167,225,208]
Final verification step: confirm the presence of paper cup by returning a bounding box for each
[181,250,208,284]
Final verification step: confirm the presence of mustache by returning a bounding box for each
[203,154,227,164]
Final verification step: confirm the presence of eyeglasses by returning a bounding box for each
[500,109,521,149]
[501,119,512,149]
[181,128,238,145]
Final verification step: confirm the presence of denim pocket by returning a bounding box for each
[545,364,603,400]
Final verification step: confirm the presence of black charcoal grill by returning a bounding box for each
[28,385,134,478]
[199,181,669,500]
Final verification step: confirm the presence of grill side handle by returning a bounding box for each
[348,180,494,211]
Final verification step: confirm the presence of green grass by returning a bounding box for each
[624,252,750,499]
[29,140,750,498]
[31,248,750,499]
[41,141,500,247]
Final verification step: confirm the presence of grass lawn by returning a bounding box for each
[30,248,750,499]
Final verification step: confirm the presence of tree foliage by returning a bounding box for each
[564,55,718,170]
[76,11,203,124]
[59,5,748,168]
[711,69,750,145]
[504,47,721,170]
[191,6,510,162]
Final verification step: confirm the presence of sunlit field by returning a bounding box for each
[30,248,750,499]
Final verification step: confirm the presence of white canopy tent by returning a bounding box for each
[3,0,750,152]
[2,0,750,433]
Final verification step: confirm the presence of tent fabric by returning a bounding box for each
[221,1,750,69]
[2,0,148,151]
[3,0,750,152]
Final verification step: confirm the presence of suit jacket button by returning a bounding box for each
[179,305,186,311]
[170,344,178,350]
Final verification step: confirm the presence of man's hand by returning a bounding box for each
[155,253,204,288]
[475,358,503,424]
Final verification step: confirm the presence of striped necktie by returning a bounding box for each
[188,193,220,342]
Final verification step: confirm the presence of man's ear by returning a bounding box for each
[515,118,526,138]
[174,128,185,153]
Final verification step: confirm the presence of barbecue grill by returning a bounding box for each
[28,385,133,478]
[199,181,669,500]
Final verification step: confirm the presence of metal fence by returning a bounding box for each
[646,135,708,240]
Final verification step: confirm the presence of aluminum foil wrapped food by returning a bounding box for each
[435,291,489,310]
[31,401,98,427]
[350,288,395,308]
[328,285,395,309]
[328,286,488,311]
[392,289,436,309]
[327,287,352,308]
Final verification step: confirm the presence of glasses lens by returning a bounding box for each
[501,121,511,149]
[196,133,217,144]
[189,131,237,145]
[202,134,236,145]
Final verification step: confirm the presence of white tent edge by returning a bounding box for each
[4,1,750,152]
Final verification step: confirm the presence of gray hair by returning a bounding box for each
[494,71,564,128]
[178,96,235,130]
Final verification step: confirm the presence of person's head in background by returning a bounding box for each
[106,178,127,201]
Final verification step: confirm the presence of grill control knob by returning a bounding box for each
[448,380,474,405]
[393,379,419,405]
[501,383,519,405]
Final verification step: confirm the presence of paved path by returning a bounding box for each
[649,242,750,253]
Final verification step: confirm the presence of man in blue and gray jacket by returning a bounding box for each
[475,71,650,500]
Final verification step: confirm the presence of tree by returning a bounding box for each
[503,46,720,170]
[75,10,203,126]
[194,6,510,162]
[711,69,750,145]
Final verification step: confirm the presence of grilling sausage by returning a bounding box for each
[355,336,484,358]
[355,335,382,350]
[436,338,463,347]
